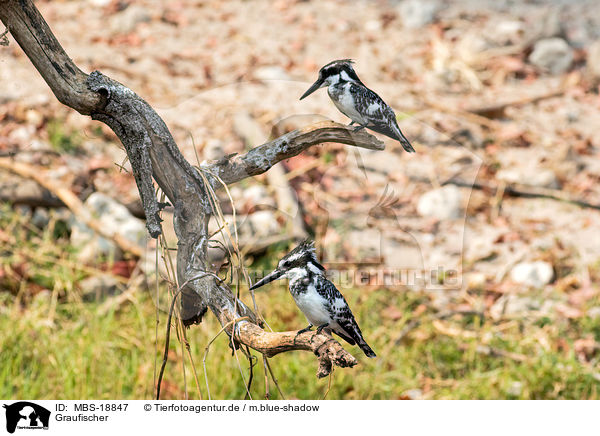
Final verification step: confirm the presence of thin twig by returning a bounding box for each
[442,177,600,211]
[156,287,183,400]
[263,354,270,400]
[156,271,218,400]
[265,358,286,400]
[202,316,250,400]
[244,352,257,400]
[322,370,334,400]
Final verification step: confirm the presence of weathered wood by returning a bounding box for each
[204,120,384,186]
[0,0,382,376]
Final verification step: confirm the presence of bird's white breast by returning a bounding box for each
[292,284,332,326]
[328,83,367,125]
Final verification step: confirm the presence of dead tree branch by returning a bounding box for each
[204,120,384,186]
[0,0,377,377]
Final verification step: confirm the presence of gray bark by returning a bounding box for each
[0,0,384,376]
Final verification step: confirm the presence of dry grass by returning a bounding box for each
[1,205,599,399]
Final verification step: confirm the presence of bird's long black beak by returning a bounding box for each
[249,268,285,290]
[299,78,324,100]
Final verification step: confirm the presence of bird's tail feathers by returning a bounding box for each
[398,133,415,153]
[389,118,415,153]
[358,340,377,358]
[371,120,415,153]
[335,329,356,346]
[338,321,377,358]
[392,124,415,153]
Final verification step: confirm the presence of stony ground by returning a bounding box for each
[1,0,600,398]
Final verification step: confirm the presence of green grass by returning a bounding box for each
[47,118,82,154]
[2,286,599,399]
[1,205,599,399]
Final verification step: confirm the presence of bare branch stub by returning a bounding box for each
[0,0,378,377]
[205,120,385,186]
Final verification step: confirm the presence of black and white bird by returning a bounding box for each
[250,240,376,358]
[300,59,415,153]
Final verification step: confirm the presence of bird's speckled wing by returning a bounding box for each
[349,83,415,153]
[307,275,377,358]
[315,277,363,345]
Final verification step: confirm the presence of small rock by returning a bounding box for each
[110,5,152,35]
[401,388,423,400]
[15,204,32,216]
[9,125,35,143]
[25,109,44,127]
[510,261,554,288]
[430,290,455,311]
[465,272,487,290]
[30,207,73,231]
[465,230,502,263]
[364,20,382,33]
[489,20,525,46]
[203,139,224,161]
[31,290,52,308]
[29,139,53,152]
[587,307,600,319]
[586,40,600,83]
[253,66,291,82]
[398,0,439,29]
[246,210,280,235]
[555,303,582,319]
[529,38,573,74]
[507,381,523,397]
[31,208,50,228]
[490,294,542,319]
[79,274,121,301]
[212,210,281,251]
[417,185,462,220]
[457,33,490,64]
[70,193,146,263]
[496,168,559,189]
[0,170,44,203]
[242,184,276,209]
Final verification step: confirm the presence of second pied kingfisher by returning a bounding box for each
[300,59,414,153]
[250,240,376,358]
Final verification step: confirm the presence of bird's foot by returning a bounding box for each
[295,325,313,337]
[315,324,329,335]
[352,125,365,132]
[348,121,356,126]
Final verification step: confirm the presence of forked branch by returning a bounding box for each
[0,0,376,377]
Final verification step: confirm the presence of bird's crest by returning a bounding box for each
[321,59,355,69]
[278,239,323,270]
[319,59,362,84]
[285,238,316,258]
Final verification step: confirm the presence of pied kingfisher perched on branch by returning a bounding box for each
[300,59,415,153]
[250,240,376,358]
